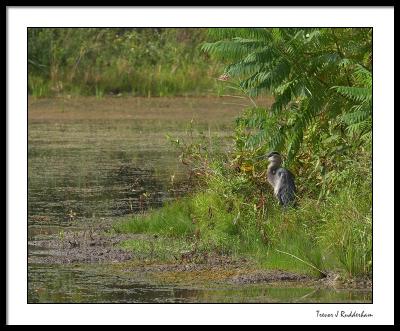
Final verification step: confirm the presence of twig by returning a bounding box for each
[220,94,247,99]
[221,102,251,107]
[293,288,320,303]
[275,249,327,276]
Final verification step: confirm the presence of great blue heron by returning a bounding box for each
[258,151,296,207]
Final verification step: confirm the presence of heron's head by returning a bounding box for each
[266,151,282,166]
[255,151,283,165]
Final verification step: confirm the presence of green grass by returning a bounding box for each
[28,28,222,98]
[28,76,51,98]
[114,158,372,280]
[114,197,196,237]
[28,64,219,98]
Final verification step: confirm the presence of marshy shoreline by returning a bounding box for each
[28,226,372,293]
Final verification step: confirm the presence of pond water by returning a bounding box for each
[28,96,371,303]
[28,263,371,303]
[28,96,241,228]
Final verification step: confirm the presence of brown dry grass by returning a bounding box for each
[28,96,274,124]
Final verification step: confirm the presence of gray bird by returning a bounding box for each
[259,152,296,207]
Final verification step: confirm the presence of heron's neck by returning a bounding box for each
[267,162,281,186]
[268,162,281,171]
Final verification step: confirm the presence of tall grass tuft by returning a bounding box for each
[114,197,196,237]
[28,76,50,98]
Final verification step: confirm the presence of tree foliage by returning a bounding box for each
[202,28,372,198]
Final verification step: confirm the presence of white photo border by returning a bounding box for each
[7,6,394,325]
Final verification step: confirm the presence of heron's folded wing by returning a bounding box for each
[277,169,296,206]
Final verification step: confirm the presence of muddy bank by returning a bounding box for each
[231,270,311,284]
[28,228,371,291]
[28,229,312,285]
[28,230,135,264]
